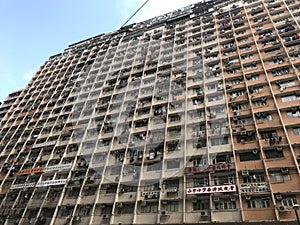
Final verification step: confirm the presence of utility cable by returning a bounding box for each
[120,0,150,29]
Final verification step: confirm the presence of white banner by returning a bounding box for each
[36,179,67,187]
[32,140,56,149]
[186,184,236,195]
[10,182,36,189]
[44,163,72,172]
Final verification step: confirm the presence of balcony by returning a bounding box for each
[239,182,270,194]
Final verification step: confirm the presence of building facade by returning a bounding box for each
[0,0,300,224]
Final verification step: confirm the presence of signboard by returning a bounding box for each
[36,179,67,187]
[186,184,236,195]
[10,182,36,190]
[64,124,86,131]
[186,163,234,174]
[32,140,56,149]
[44,163,72,173]
[18,167,43,175]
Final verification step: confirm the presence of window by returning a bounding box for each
[61,207,74,217]
[166,160,180,169]
[232,103,248,111]
[193,87,203,94]
[264,149,284,159]
[207,83,218,90]
[279,80,295,88]
[241,54,253,60]
[193,177,209,187]
[250,86,263,94]
[211,137,229,146]
[212,154,231,164]
[111,166,122,175]
[165,201,178,212]
[215,198,236,210]
[256,114,273,123]
[116,203,135,214]
[281,95,300,102]
[260,130,277,139]
[144,183,159,191]
[213,175,235,185]
[193,157,207,166]
[243,172,264,183]
[236,117,253,125]
[239,151,260,161]
[78,205,92,216]
[141,202,158,213]
[272,67,289,76]
[293,127,300,135]
[279,196,298,207]
[230,90,245,99]
[146,162,162,171]
[248,74,260,81]
[193,139,207,148]
[193,199,210,210]
[106,184,117,194]
[287,111,300,117]
[165,179,179,189]
[270,171,290,182]
[229,78,243,85]
[247,197,270,208]
[207,94,223,102]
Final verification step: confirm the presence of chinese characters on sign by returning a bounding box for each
[44,163,72,173]
[186,163,234,174]
[186,184,236,195]
[36,179,67,187]
[17,167,43,175]
[10,182,36,190]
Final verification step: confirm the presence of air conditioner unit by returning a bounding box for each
[161,211,168,216]
[245,195,251,200]
[73,216,81,222]
[213,196,220,202]
[252,149,258,155]
[116,202,123,208]
[103,214,111,219]
[281,167,289,175]
[276,194,282,200]
[278,205,288,212]
[240,130,247,135]
[233,111,240,116]
[242,170,249,177]
[200,211,209,217]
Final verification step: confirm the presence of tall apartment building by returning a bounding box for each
[0,0,300,224]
